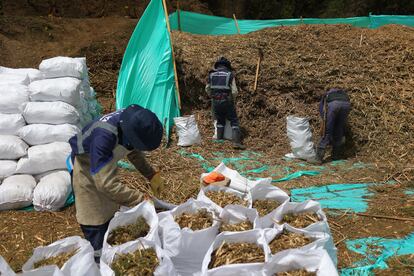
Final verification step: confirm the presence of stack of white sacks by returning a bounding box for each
[0,57,100,212]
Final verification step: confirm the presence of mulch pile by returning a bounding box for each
[205,190,249,207]
[33,249,78,269]
[269,231,313,254]
[111,248,159,276]
[280,212,321,228]
[253,199,281,216]
[175,209,214,231]
[208,242,265,268]
[173,25,414,179]
[107,217,150,246]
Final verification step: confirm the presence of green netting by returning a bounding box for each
[169,11,414,35]
[116,0,180,139]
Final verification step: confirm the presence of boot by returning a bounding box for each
[216,126,225,140]
[232,128,246,150]
[314,147,325,164]
[332,145,343,160]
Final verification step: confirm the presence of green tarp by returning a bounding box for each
[116,0,180,139]
[169,11,414,35]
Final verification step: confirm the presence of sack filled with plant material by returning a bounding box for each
[102,201,159,254]
[22,236,100,276]
[200,163,272,193]
[264,225,334,261]
[264,249,339,276]
[269,201,329,234]
[0,256,16,276]
[219,205,258,233]
[197,185,251,211]
[250,183,290,228]
[0,175,36,211]
[158,199,220,276]
[100,239,176,276]
[201,229,270,275]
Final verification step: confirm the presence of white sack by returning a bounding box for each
[269,200,329,233]
[220,205,260,230]
[0,114,26,135]
[158,199,220,276]
[0,135,28,159]
[0,66,43,82]
[201,162,272,193]
[102,201,159,254]
[0,74,29,85]
[20,266,65,276]
[0,256,16,276]
[17,124,80,145]
[39,57,87,79]
[174,115,202,146]
[200,230,270,276]
[197,185,252,211]
[0,175,36,210]
[100,239,177,276]
[22,236,100,276]
[250,183,290,226]
[16,142,71,174]
[0,84,29,114]
[286,116,316,160]
[33,171,72,211]
[264,249,339,276]
[29,78,81,107]
[22,102,80,125]
[264,225,334,259]
[0,160,17,179]
[213,120,232,140]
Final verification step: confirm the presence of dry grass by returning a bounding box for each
[280,213,321,228]
[111,248,159,276]
[205,191,248,208]
[208,242,265,269]
[107,217,150,246]
[175,209,214,231]
[33,249,78,269]
[253,199,281,217]
[269,231,313,254]
[219,220,253,233]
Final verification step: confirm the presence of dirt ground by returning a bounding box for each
[0,12,413,274]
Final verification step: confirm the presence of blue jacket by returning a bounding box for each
[69,109,129,175]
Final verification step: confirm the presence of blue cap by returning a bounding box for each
[119,104,163,151]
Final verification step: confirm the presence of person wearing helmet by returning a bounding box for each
[206,57,245,149]
[68,104,164,259]
[315,88,351,164]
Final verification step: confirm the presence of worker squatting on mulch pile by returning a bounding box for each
[172,25,414,179]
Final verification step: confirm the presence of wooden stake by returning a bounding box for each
[162,0,182,109]
[177,0,181,32]
[233,13,241,34]
[253,48,263,92]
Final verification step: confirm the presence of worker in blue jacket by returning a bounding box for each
[68,104,163,259]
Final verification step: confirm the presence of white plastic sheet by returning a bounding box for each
[174,115,202,146]
[0,175,36,211]
[201,163,273,193]
[158,199,220,276]
[0,135,28,159]
[0,114,26,135]
[286,116,316,161]
[29,78,81,107]
[33,171,72,211]
[0,256,16,276]
[100,239,177,276]
[20,266,65,276]
[0,160,17,179]
[22,102,80,125]
[17,124,80,145]
[102,201,159,254]
[197,185,252,211]
[39,57,87,79]
[16,142,71,174]
[200,229,270,276]
[219,205,260,230]
[250,183,290,227]
[0,84,29,114]
[22,236,100,276]
[264,248,339,276]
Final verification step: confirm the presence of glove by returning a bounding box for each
[150,171,164,197]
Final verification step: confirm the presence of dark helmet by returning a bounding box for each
[119,104,163,151]
[214,56,232,70]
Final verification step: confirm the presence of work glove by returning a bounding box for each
[150,171,164,197]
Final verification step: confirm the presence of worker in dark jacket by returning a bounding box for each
[315,88,351,163]
[68,104,164,259]
[206,57,245,149]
